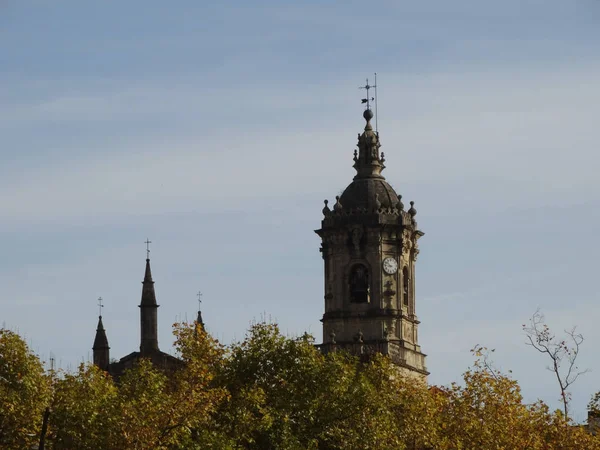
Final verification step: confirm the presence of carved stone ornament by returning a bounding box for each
[373,193,381,212]
[349,226,363,253]
[402,230,414,252]
[383,280,396,297]
[333,196,343,213]
[322,199,331,217]
[355,330,364,343]
[413,248,420,262]
[383,324,394,340]
[401,251,410,265]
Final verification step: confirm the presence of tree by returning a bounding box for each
[117,358,176,449]
[4,322,600,449]
[436,346,547,449]
[46,363,121,449]
[216,322,408,449]
[0,329,51,450]
[523,309,588,419]
[117,322,230,449]
[434,346,600,450]
[169,321,231,448]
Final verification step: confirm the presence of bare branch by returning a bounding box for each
[522,309,588,420]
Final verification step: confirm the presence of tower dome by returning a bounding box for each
[339,178,399,211]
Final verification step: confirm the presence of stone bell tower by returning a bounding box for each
[316,106,428,378]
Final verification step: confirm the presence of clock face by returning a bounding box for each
[382,257,398,275]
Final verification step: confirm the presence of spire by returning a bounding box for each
[196,291,205,331]
[140,258,157,306]
[93,315,110,371]
[139,253,159,354]
[196,310,205,331]
[353,108,385,179]
[93,316,109,350]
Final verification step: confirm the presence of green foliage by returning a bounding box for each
[217,323,392,449]
[2,324,600,449]
[48,363,120,449]
[118,358,175,448]
[0,329,51,449]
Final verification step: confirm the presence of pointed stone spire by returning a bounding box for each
[196,310,205,332]
[139,257,159,354]
[195,291,205,332]
[140,258,157,307]
[93,316,110,371]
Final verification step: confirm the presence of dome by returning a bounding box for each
[339,178,399,211]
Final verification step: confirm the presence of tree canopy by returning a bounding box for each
[1,323,599,449]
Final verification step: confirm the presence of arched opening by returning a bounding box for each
[349,264,370,303]
[403,267,409,307]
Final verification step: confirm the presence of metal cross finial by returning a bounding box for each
[97,296,104,317]
[144,238,152,259]
[197,291,203,310]
[359,77,376,110]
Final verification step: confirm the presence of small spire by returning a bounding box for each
[139,253,159,354]
[141,258,157,305]
[93,314,110,371]
[196,291,205,331]
[93,316,109,350]
[353,79,385,180]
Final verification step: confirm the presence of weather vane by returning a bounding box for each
[359,73,379,132]
[97,296,104,317]
[359,78,375,110]
[197,291,203,310]
[144,238,152,259]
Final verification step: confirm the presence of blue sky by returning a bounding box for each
[2,0,600,421]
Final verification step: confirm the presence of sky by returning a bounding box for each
[1,0,600,421]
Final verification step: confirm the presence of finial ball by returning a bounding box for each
[363,108,374,122]
[408,201,417,217]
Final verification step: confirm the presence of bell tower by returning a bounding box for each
[316,105,428,378]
